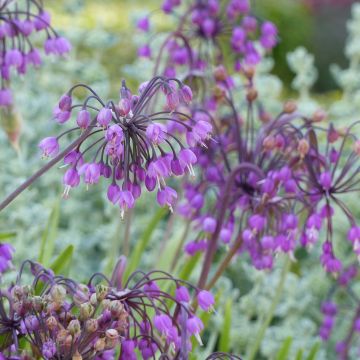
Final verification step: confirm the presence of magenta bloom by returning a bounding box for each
[38,137,59,157]
[198,290,215,311]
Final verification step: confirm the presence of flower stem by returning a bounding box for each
[197,163,264,289]
[0,119,97,212]
[205,233,243,290]
[247,256,291,360]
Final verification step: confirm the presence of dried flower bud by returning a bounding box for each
[96,284,109,301]
[213,65,227,81]
[56,329,69,346]
[105,328,119,348]
[72,351,82,360]
[85,318,98,333]
[67,319,81,336]
[94,338,106,352]
[283,100,297,114]
[243,65,255,79]
[80,302,94,320]
[31,296,44,312]
[312,109,327,122]
[263,136,276,151]
[46,316,58,331]
[90,293,98,306]
[298,139,310,158]
[50,285,66,303]
[110,300,124,318]
[246,88,258,102]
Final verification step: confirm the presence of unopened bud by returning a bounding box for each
[94,338,106,352]
[243,65,255,79]
[263,136,276,151]
[50,285,66,303]
[85,318,98,333]
[46,316,58,331]
[90,293,98,306]
[110,300,124,318]
[312,109,327,122]
[67,319,81,336]
[72,351,82,360]
[96,285,109,301]
[283,100,297,114]
[298,139,310,158]
[80,302,94,320]
[246,88,258,102]
[214,65,227,82]
[105,329,119,348]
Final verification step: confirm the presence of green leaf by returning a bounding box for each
[306,342,320,360]
[38,200,60,266]
[124,207,167,281]
[276,337,293,360]
[219,298,232,352]
[178,252,202,281]
[0,331,14,351]
[296,349,304,360]
[50,245,74,276]
[0,232,16,241]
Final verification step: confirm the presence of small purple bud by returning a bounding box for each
[145,176,156,191]
[166,91,179,111]
[198,290,215,311]
[137,16,150,32]
[203,217,216,233]
[38,137,59,157]
[59,94,72,112]
[180,85,193,104]
[98,107,112,127]
[175,286,191,303]
[77,109,91,129]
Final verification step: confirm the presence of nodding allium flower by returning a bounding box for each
[0,0,71,107]
[173,61,359,288]
[35,76,205,216]
[139,0,277,78]
[319,264,360,359]
[0,243,14,274]
[0,258,216,359]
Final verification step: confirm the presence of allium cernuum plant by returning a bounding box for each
[38,77,206,216]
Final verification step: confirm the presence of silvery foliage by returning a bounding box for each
[330,2,360,119]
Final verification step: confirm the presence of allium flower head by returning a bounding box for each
[39,76,208,215]
[0,0,71,107]
[0,258,215,359]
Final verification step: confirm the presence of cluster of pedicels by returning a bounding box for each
[136,0,277,77]
[319,263,360,359]
[38,76,210,217]
[0,0,71,108]
[0,258,215,359]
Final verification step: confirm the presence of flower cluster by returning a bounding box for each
[0,0,71,107]
[38,76,208,216]
[0,258,215,359]
[137,0,277,76]
[319,263,360,359]
[176,65,360,276]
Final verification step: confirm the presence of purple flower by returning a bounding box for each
[42,340,56,359]
[157,186,177,211]
[175,286,191,303]
[77,109,91,129]
[138,45,151,58]
[98,107,113,127]
[198,290,215,312]
[137,17,150,32]
[38,137,60,157]
[0,243,14,274]
[0,88,13,107]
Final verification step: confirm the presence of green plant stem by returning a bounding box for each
[247,256,291,360]
[170,220,190,271]
[123,207,133,257]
